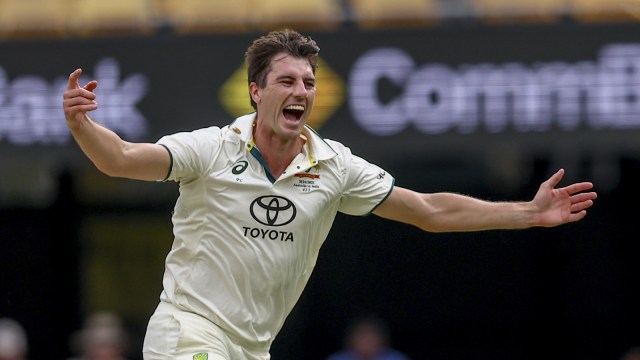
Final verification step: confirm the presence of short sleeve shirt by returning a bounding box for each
[156,113,394,352]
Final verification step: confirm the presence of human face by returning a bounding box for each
[250,53,316,141]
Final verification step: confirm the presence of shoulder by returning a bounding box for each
[157,125,239,158]
[158,125,224,144]
[322,138,350,155]
[184,125,227,139]
[317,138,354,170]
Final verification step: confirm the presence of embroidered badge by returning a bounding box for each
[293,168,321,192]
[193,352,208,360]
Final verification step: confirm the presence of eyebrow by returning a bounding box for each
[275,74,315,83]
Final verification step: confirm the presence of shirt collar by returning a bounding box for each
[229,113,338,164]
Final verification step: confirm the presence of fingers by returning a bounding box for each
[63,69,99,123]
[546,170,597,198]
[562,182,595,195]
[65,68,98,98]
[570,193,595,211]
[571,199,593,213]
[570,191,597,203]
[543,168,565,189]
[566,210,588,223]
[63,69,98,104]
[67,68,82,90]
[84,80,98,92]
[566,191,596,223]
[63,96,98,112]
[63,87,98,107]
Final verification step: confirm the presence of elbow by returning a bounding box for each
[417,222,449,234]
[94,160,126,178]
[95,164,119,178]
[404,214,447,233]
[413,210,460,233]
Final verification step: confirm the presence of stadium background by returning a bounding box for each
[1,1,639,359]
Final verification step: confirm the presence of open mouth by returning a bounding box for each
[283,104,305,122]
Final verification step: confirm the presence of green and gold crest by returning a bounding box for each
[193,353,208,360]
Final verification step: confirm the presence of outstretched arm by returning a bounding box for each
[373,169,597,233]
[63,68,169,181]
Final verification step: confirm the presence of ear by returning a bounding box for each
[249,82,261,105]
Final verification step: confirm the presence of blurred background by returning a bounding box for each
[1,0,640,359]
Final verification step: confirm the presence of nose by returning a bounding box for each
[292,80,308,99]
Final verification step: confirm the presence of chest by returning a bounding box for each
[199,144,343,228]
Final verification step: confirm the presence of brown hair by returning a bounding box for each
[245,29,320,110]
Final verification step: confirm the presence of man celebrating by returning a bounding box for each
[63,29,597,360]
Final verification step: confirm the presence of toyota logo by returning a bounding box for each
[250,196,297,226]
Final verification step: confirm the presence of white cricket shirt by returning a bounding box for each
[156,113,394,352]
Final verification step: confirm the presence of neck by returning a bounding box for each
[252,123,305,179]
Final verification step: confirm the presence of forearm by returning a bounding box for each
[67,115,131,177]
[418,192,537,232]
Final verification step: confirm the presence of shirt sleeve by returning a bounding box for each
[155,126,222,182]
[338,152,395,216]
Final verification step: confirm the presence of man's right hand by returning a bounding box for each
[62,68,98,128]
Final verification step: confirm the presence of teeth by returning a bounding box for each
[285,105,305,111]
